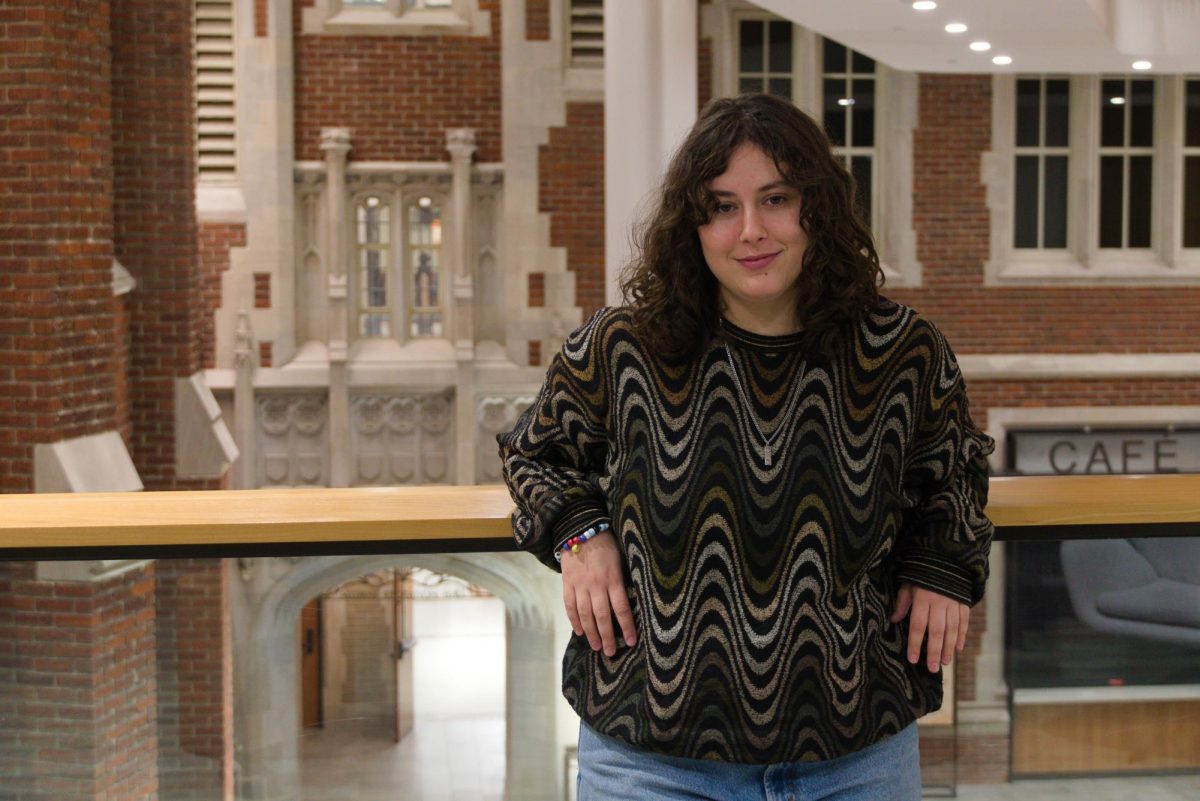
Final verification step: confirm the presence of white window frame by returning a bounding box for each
[986,74,1200,285]
[1181,76,1200,251]
[301,0,489,36]
[402,193,447,340]
[1011,75,1072,251]
[353,193,395,339]
[703,0,920,287]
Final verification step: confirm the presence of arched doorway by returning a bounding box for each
[229,552,562,801]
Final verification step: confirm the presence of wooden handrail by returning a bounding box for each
[0,474,1197,555]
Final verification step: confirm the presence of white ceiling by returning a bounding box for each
[750,0,1200,73]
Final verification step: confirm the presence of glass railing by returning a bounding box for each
[1,476,1198,801]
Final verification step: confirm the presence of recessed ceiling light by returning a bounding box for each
[837,98,856,107]
[992,55,1012,66]
[1110,97,1127,105]
[969,41,992,52]
[945,23,968,34]
[912,1,938,10]
[1132,60,1152,70]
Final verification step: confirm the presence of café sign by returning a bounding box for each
[1010,429,1198,475]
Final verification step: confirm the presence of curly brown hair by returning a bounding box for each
[619,92,883,361]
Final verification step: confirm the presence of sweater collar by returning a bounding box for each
[719,317,806,351]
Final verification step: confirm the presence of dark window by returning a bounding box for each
[1043,155,1069,248]
[739,21,763,73]
[1185,156,1200,248]
[1099,155,1125,249]
[1014,156,1040,248]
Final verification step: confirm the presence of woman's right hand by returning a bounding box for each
[560,529,637,657]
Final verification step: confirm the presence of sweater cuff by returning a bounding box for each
[895,548,976,606]
[551,498,612,553]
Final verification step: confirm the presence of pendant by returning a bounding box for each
[763,444,772,467]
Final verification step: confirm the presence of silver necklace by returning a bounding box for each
[723,344,806,467]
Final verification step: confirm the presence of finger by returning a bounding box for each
[575,589,602,652]
[940,607,958,667]
[891,584,913,623]
[591,592,617,657]
[956,604,970,653]
[563,584,583,637]
[907,599,929,666]
[609,585,637,647]
[925,607,946,673]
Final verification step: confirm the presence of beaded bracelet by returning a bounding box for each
[554,522,611,562]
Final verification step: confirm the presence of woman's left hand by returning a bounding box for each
[890,583,970,673]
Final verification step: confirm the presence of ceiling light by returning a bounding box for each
[837,98,856,107]
[1109,97,1127,105]
[945,23,968,34]
[969,41,992,52]
[912,1,937,10]
[992,55,1012,66]
[1132,60,1152,70]
[418,196,432,208]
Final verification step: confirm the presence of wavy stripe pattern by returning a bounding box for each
[498,298,995,763]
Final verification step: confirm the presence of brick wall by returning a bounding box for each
[293,0,502,162]
[156,560,233,801]
[0,0,118,493]
[526,0,549,40]
[112,0,216,490]
[539,102,606,319]
[0,561,158,801]
[890,74,1200,352]
[198,223,248,370]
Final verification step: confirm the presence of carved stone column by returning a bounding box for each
[446,127,477,361]
[233,307,257,489]
[321,128,352,488]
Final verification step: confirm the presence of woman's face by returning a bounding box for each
[697,142,809,331]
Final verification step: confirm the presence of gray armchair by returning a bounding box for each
[1060,538,1200,648]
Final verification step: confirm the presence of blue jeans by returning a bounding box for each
[576,721,921,801]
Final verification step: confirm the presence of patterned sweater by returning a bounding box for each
[497,298,996,763]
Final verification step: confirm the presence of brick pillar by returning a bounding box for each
[156,560,234,801]
[0,0,119,492]
[111,0,215,490]
[0,562,159,801]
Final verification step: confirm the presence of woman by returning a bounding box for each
[498,93,995,800]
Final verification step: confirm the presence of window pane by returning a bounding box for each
[739,77,762,95]
[1128,155,1152,247]
[1045,79,1070,147]
[851,49,875,74]
[1016,79,1042,147]
[823,78,847,146]
[850,156,872,230]
[739,21,764,73]
[1043,155,1069,249]
[1098,155,1124,248]
[767,21,791,73]
[1130,79,1155,148]
[413,251,438,307]
[1187,80,1200,148]
[1101,79,1126,147]
[767,78,792,99]
[1185,156,1200,247]
[823,38,846,73]
[851,79,875,147]
[360,314,390,338]
[1014,156,1040,248]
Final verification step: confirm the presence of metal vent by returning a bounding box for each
[570,0,603,68]
[195,0,236,179]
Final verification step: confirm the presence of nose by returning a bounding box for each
[739,206,766,242]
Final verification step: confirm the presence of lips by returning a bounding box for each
[735,252,780,270]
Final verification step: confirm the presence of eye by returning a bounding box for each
[764,194,791,207]
[713,201,737,215]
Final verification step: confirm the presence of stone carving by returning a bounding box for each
[350,390,454,486]
[256,394,329,487]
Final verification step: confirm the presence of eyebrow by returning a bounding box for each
[710,182,791,197]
